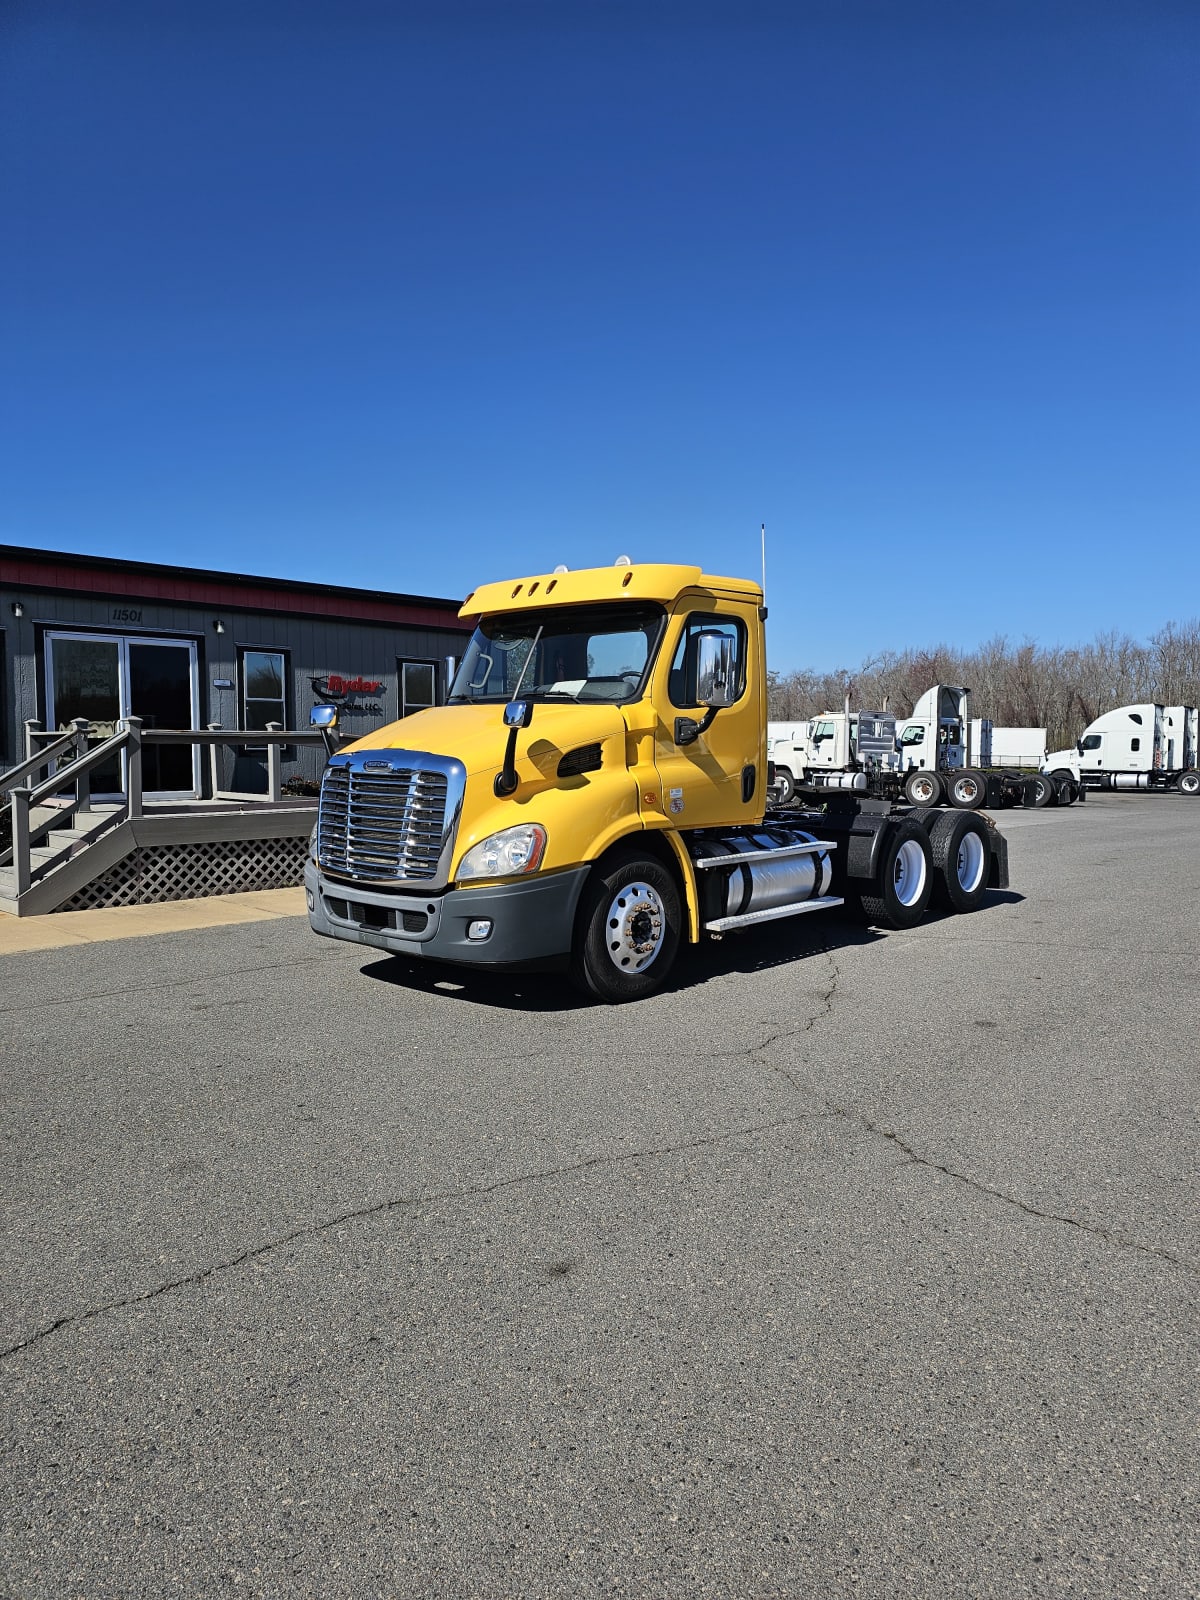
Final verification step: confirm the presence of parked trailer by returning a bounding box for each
[1043,703,1199,796]
[305,561,1010,1002]
[970,720,1047,770]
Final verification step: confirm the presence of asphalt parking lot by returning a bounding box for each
[2,792,1198,1599]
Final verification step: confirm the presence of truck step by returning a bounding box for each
[704,894,845,934]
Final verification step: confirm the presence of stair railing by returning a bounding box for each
[5,722,136,895]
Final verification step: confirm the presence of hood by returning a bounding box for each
[340,701,629,779]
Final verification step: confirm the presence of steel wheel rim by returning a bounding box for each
[956,832,986,893]
[954,777,978,804]
[1183,773,1199,794]
[605,881,667,973]
[911,776,934,802]
[893,839,927,907]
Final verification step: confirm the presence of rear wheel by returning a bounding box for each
[570,849,682,1003]
[904,771,943,806]
[1180,769,1200,797]
[1050,768,1076,805]
[948,769,986,810]
[857,820,933,930]
[1032,774,1055,808]
[927,811,991,913]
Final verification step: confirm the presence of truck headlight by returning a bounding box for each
[308,824,318,862]
[457,823,547,881]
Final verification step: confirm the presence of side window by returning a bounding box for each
[1081,734,1102,751]
[399,659,438,717]
[241,649,287,740]
[667,614,746,710]
[1130,737,1140,752]
[900,724,925,746]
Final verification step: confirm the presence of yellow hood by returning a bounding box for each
[341,701,628,780]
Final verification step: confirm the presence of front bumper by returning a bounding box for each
[305,860,591,968]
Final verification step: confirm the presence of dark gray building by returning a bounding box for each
[1,545,473,797]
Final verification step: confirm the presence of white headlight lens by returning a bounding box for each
[457,823,547,881]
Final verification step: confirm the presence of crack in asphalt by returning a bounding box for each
[6,941,1191,1363]
[750,951,1193,1277]
[0,1109,830,1364]
[833,1106,1194,1274]
[0,956,343,1017]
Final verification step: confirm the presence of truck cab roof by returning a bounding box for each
[460,562,763,618]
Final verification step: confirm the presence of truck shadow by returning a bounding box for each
[355,894,1023,1011]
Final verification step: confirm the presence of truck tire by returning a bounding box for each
[570,849,682,1003]
[772,766,796,805]
[856,819,933,930]
[1032,774,1055,808]
[1180,769,1200,797]
[927,810,991,913]
[904,771,942,806]
[1049,768,1076,805]
[947,770,986,810]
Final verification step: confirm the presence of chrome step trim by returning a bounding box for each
[704,894,844,933]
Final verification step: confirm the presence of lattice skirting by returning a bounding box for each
[55,837,309,912]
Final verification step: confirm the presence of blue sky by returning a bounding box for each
[2,0,1197,673]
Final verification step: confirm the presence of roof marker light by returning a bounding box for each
[614,554,632,567]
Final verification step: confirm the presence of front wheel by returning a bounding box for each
[856,820,933,930]
[1179,769,1200,797]
[570,850,682,1003]
[1032,774,1055,808]
[772,766,796,805]
[905,771,943,806]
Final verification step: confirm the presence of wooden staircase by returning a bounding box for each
[2,719,323,917]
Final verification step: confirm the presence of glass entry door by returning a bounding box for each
[46,632,201,799]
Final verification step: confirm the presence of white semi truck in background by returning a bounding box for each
[769,686,1070,810]
[1043,703,1199,795]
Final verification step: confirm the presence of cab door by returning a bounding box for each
[652,607,761,828]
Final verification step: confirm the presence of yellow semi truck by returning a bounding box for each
[305,559,1008,1001]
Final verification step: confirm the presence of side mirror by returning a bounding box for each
[310,705,338,729]
[695,632,737,709]
[503,699,534,729]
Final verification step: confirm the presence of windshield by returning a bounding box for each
[449,603,666,705]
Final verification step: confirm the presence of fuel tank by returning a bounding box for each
[688,826,834,919]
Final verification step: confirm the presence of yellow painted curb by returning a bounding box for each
[0,887,308,954]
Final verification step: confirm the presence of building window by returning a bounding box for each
[399,659,438,717]
[241,649,288,736]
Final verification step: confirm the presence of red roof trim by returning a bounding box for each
[0,548,472,632]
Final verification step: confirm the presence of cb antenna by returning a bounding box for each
[760,522,767,605]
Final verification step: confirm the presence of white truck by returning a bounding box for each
[1043,703,1199,795]
[769,686,1069,810]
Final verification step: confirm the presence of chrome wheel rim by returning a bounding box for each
[1182,773,1199,795]
[956,832,986,893]
[604,881,667,973]
[893,840,928,907]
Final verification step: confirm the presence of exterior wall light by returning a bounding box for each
[213,619,225,634]
[10,601,23,618]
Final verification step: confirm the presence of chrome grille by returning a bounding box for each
[317,752,464,886]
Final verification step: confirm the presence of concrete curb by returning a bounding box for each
[0,887,308,954]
